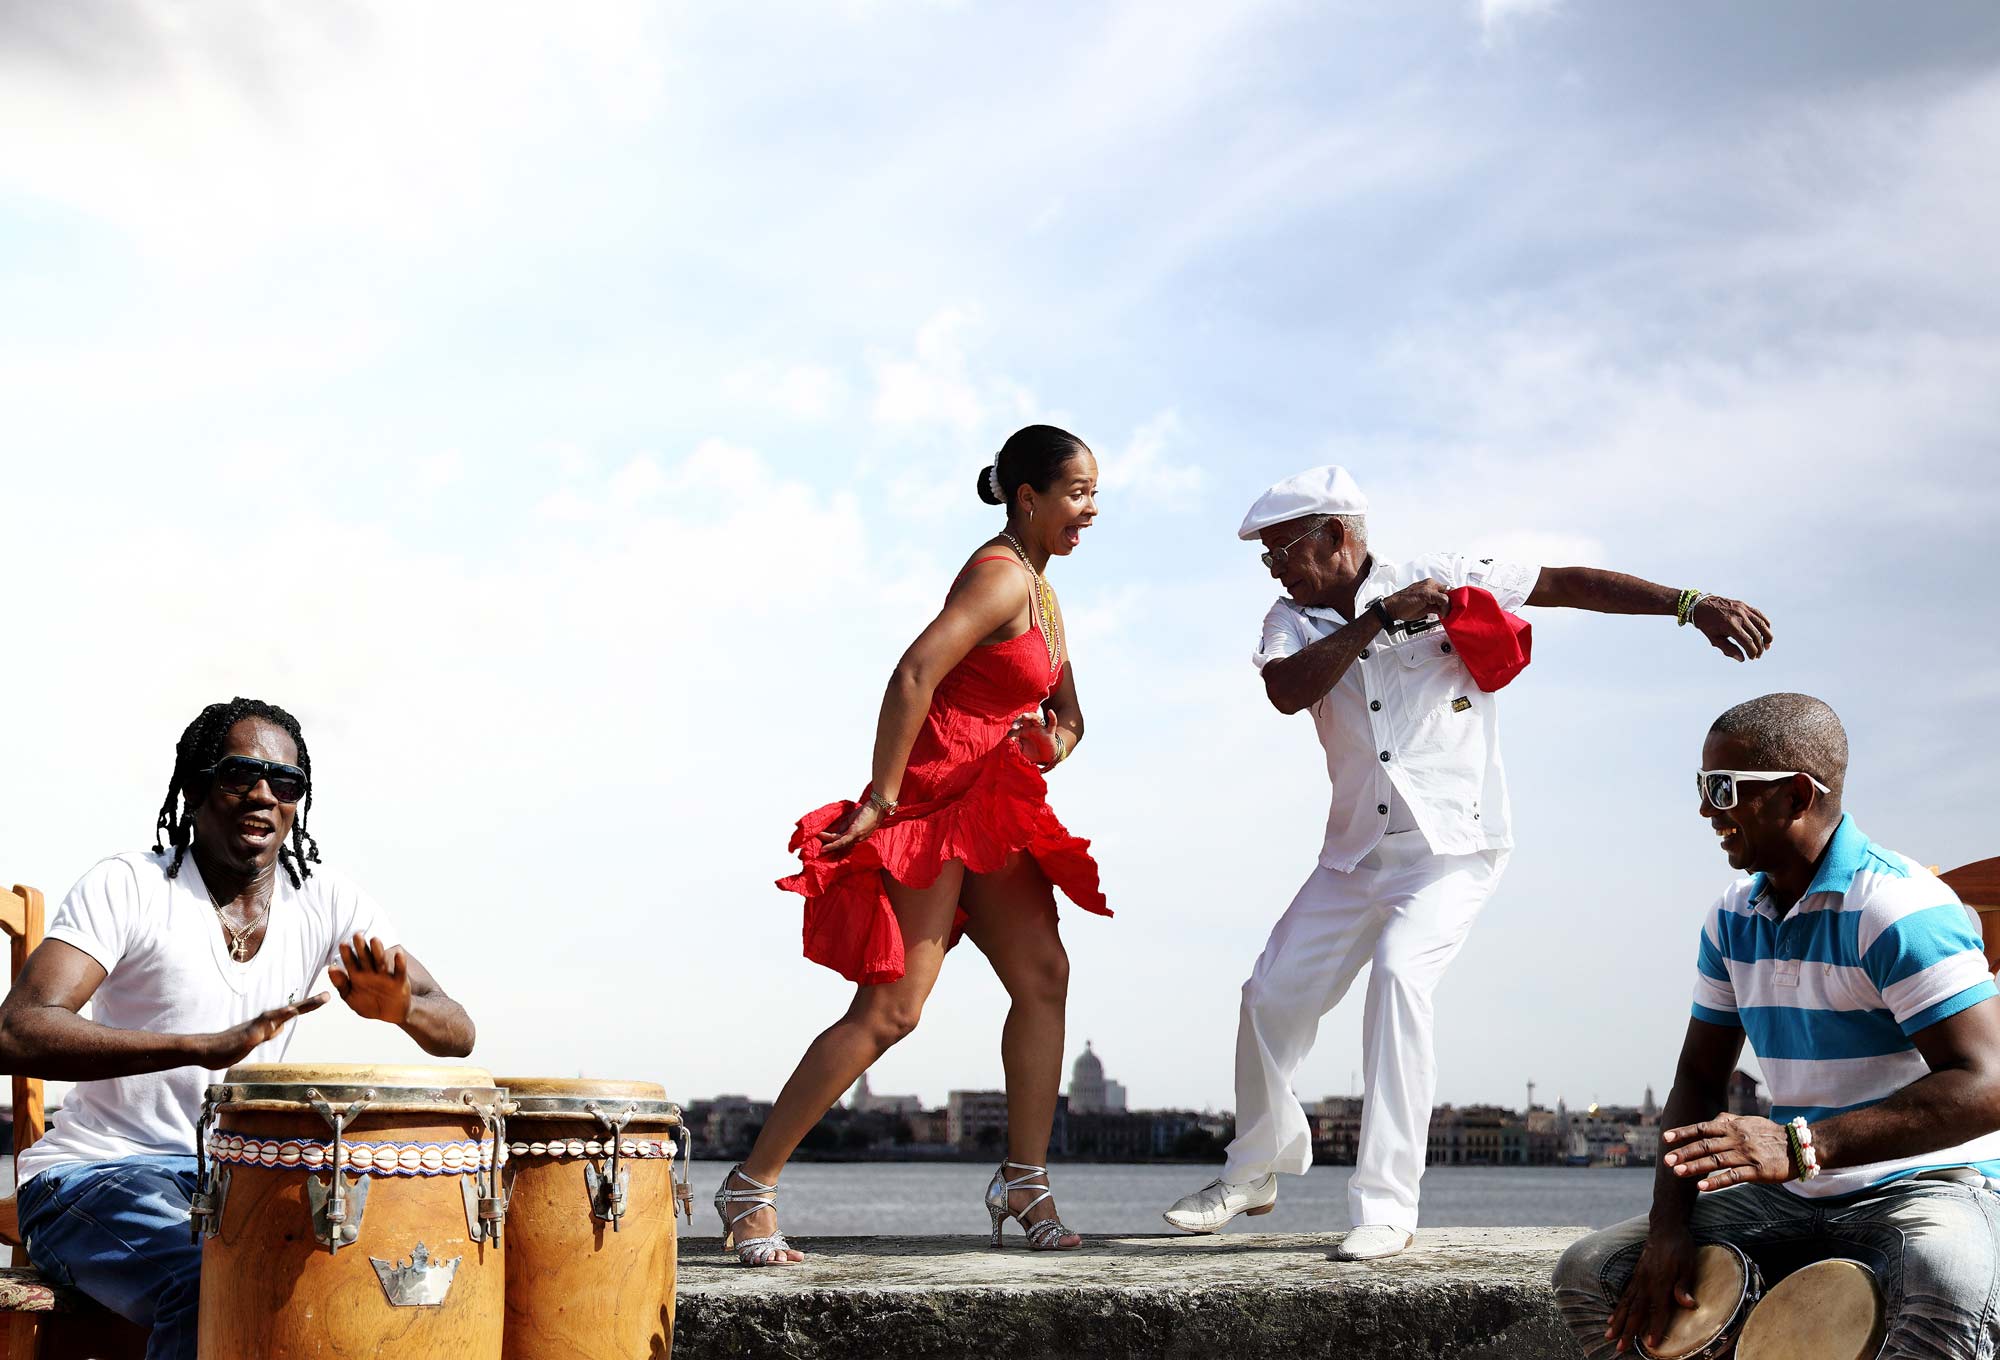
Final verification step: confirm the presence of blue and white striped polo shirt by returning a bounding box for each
[1691,815,1999,1198]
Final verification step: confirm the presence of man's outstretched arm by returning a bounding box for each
[1526,567,1772,662]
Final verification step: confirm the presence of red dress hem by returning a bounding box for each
[777,740,1109,986]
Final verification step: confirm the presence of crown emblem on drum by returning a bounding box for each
[369,1242,462,1308]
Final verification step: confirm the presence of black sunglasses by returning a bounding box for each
[201,755,308,804]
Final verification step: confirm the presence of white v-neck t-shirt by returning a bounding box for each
[15,849,398,1183]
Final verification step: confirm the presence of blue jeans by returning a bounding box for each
[1553,1176,2000,1360]
[15,1155,201,1360]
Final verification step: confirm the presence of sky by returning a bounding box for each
[3,0,1998,1120]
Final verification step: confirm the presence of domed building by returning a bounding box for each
[1066,1041,1126,1114]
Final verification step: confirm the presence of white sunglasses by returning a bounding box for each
[1697,769,1831,810]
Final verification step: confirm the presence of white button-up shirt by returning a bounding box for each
[1253,552,1540,870]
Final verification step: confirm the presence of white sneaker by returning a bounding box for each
[1161,1174,1278,1234]
[1332,1223,1414,1260]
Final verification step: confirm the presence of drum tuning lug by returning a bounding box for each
[584,1163,630,1228]
[462,1179,509,1244]
[307,1172,370,1253]
[189,1168,231,1241]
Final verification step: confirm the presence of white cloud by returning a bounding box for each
[869,306,1036,434]
[0,1,669,265]
[722,363,850,421]
[1477,0,1563,38]
[1095,409,1203,507]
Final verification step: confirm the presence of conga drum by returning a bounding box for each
[194,1063,510,1360]
[497,1077,690,1360]
[1939,857,2000,974]
[1736,1258,1885,1360]
[1637,1243,1764,1360]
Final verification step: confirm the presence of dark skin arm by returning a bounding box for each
[1662,995,2000,1188]
[1617,998,2000,1354]
[0,939,332,1080]
[1526,567,1772,662]
[1013,591,1084,769]
[329,932,476,1058]
[1608,1017,1742,1355]
[1261,579,1446,715]
[820,557,1035,855]
[0,930,476,1077]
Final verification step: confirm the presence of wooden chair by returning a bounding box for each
[1941,858,2000,975]
[0,884,146,1360]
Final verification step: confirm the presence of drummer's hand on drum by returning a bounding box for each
[1661,1112,1793,1191]
[329,933,414,1025]
[195,992,331,1068]
[817,800,885,859]
[1608,1228,1700,1355]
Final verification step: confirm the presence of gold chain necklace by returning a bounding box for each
[206,886,270,961]
[998,532,1062,675]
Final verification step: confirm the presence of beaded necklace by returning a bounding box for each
[998,531,1063,676]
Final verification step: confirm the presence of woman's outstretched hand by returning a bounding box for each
[817,800,886,858]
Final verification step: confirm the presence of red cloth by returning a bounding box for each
[1442,586,1532,691]
[778,594,1109,986]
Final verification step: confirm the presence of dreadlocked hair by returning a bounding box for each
[154,697,322,889]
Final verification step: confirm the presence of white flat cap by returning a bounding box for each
[1237,466,1368,540]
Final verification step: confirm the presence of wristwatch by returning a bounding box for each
[1369,599,1395,631]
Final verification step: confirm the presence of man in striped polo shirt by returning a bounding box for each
[1554,693,2000,1359]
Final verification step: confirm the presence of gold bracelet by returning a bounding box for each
[866,789,898,816]
[1052,730,1070,764]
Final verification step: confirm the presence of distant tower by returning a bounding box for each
[1069,1041,1108,1114]
[1642,1085,1659,1122]
[849,1072,872,1112]
[1526,1080,1537,1113]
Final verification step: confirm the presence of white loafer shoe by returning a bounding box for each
[1332,1223,1414,1260]
[1162,1173,1278,1234]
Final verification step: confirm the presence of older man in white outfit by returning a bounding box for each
[1164,467,1775,1260]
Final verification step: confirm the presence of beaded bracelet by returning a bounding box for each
[1786,1115,1821,1181]
[1676,588,1706,627]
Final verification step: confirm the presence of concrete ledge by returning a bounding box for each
[677,1228,1592,1359]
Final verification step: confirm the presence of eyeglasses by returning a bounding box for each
[1260,521,1324,571]
[1697,769,1830,811]
[202,755,308,805]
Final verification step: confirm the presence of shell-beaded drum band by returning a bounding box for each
[505,1139,677,1160]
[204,1131,680,1174]
[206,1132,496,1177]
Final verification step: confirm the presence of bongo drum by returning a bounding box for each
[193,1063,510,1360]
[1637,1243,1764,1360]
[1736,1259,1885,1360]
[496,1077,691,1360]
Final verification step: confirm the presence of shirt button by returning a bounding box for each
[1370,700,1382,712]
[1378,804,1389,815]
[1379,751,1391,762]
[1440,642,1453,654]
[1360,649,1371,660]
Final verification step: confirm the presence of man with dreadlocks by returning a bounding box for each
[0,698,475,1360]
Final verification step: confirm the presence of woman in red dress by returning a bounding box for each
[715,425,1110,1264]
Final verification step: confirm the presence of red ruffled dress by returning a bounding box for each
[778,557,1110,985]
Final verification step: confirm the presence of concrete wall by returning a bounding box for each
[676,1229,1591,1359]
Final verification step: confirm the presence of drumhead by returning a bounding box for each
[1642,1244,1750,1360]
[1738,1259,1884,1360]
[214,1062,501,1110]
[498,1076,681,1125]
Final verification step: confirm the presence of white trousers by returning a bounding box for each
[1221,835,1507,1232]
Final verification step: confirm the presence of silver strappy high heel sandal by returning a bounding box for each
[985,1161,1081,1250]
[713,1164,798,1266]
